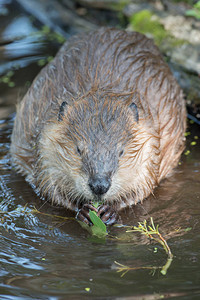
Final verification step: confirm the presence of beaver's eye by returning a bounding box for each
[119,150,124,157]
[77,146,82,156]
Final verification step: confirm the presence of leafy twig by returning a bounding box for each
[30,206,74,221]
[115,218,173,276]
[129,217,173,259]
[114,261,159,277]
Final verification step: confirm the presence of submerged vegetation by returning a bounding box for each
[0,70,15,88]
[0,204,194,277]
[118,218,174,276]
[4,206,176,276]
[38,25,66,44]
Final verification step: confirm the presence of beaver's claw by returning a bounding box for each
[76,204,117,225]
[76,204,98,225]
[97,205,117,225]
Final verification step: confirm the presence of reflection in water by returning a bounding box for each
[0,1,200,299]
[3,16,36,39]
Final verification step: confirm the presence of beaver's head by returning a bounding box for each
[38,93,158,208]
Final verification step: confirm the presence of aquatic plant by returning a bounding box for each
[0,70,15,88]
[115,218,173,276]
[38,25,66,44]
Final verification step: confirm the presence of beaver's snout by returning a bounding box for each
[88,176,111,196]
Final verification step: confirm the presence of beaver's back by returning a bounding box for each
[10,27,186,190]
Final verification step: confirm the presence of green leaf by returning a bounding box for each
[89,210,107,233]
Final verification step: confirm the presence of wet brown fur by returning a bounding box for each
[10,28,186,211]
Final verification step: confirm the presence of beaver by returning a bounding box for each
[10,28,186,225]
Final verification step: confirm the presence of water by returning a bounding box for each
[0,1,200,299]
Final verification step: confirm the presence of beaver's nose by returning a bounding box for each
[88,176,111,195]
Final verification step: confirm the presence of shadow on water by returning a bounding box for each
[0,1,200,299]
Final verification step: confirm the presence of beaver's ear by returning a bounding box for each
[129,102,139,122]
[58,101,68,121]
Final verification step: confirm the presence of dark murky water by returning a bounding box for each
[0,1,200,299]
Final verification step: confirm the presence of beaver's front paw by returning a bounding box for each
[76,203,98,225]
[97,205,118,225]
